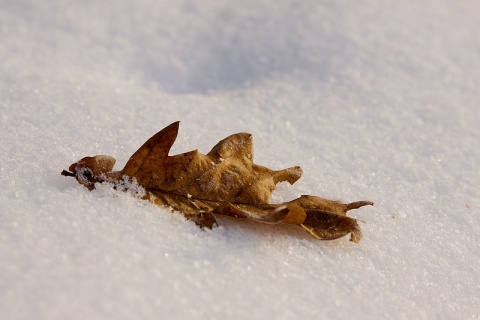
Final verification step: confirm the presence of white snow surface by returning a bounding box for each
[1,1,479,319]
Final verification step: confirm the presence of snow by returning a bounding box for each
[1,0,479,319]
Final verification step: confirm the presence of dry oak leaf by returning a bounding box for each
[62,121,373,243]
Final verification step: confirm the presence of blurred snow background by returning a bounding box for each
[1,0,479,319]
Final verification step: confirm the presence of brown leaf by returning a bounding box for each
[62,121,373,243]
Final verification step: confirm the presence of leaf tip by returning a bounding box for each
[346,200,374,211]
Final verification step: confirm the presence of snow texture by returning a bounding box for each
[1,0,479,319]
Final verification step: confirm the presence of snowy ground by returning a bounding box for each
[1,1,479,319]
